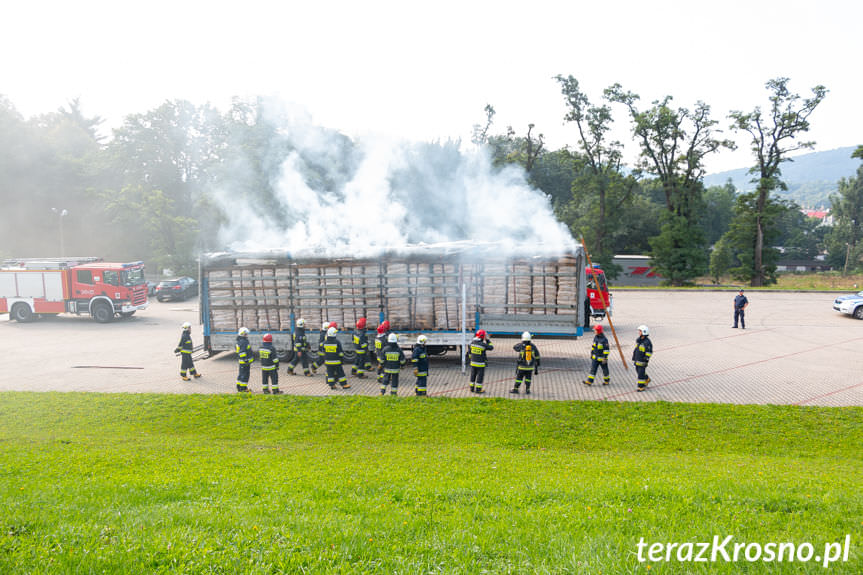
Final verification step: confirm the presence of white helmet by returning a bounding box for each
[388,333,399,343]
[522,331,531,341]
[322,321,330,330]
[296,318,305,328]
[238,327,249,336]
[327,326,338,337]
[182,321,191,330]
[417,334,428,345]
[638,324,649,336]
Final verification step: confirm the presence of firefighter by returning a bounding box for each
[174,321,201,380]
[287,318,313,376]
[323,325,351,389]
[351,317,371,378]
[510,331,540,395]
[259,333,281,394]
[468,329,493,394]
[583,324,611,386]
[235,327,254,393]
[412,334,429,396]
[633,324,653,392]
[375,320,391,383]
[381,332,406,395]
[311,321,331,373]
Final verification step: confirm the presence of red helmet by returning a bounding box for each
[594,325,603,334]
[329,322,338,330]
[475,329,486,339]
[381,320,390,331]
[262,333,273,342]
[377,324,385,334]
[356,317,367,329]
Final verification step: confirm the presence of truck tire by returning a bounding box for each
[93,302,114,323]
[11,303,34,322]
[854,306,863,320]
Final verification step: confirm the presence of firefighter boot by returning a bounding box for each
[193,372,202,378]
[263,387,271,394]
[287,367,295,375]
[525,384,531,395]
[182,375,190,381]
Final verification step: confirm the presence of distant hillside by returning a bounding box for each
[703,146,859,207]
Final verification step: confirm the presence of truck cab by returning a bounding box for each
[586,266,612,320]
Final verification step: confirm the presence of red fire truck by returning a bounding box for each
[0,257,149,323]
[586,265,612,321]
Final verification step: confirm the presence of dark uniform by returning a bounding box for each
[351,325,371,377]
[259,340,280,394]
[375,326,391,383]
[411,342,429,396]
[235,334,254,392]
[312,325,328,372]
[511,340,540,394]
[287,326,312,376]
[583,332,610,386]
[468,334,493,393]
[632,333,653,391]
[381,340,406,395]
[174,326,200,380]
[733,291,749,329]
[323,334,350,389]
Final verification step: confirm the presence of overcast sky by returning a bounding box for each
[2,0,860,173]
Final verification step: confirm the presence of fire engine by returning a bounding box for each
[0,257,149,323]
[586,265,612,320]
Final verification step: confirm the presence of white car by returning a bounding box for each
[833,291,863,319]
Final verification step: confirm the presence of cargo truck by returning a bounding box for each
[0,257,149,322]
[200,243,606,358]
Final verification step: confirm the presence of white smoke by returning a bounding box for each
[214,100,576,257]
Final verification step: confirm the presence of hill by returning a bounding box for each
[704,146,859,207]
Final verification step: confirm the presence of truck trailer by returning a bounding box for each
[0,257,149,322]
[200,243,598,357]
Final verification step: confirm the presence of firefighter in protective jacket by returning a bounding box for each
[632,325,653,391]
[468,330,494,393]
[259,333,281,394]
[312,321,331,373]
[287,318,312,376]
[583,324,610,386]
[351,317,371,378]
[323,326,351,389]
[174,321,201,380]
[375,320,391,383]
[510,331,540,395]
[381,332,406,395]
[412,334,429,396]
[236,327,254,392]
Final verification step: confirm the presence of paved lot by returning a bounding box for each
[2,291,862,406]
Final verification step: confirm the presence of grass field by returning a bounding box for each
[1,392,861,573]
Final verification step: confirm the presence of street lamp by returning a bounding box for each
[51,208,68,256]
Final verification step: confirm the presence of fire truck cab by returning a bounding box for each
[586,266,612,320]
[0,257,149,323]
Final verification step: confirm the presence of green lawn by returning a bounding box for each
[1,393,860,574]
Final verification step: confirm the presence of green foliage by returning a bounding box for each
[648,213,708,285]
[709,236,735,283]
[722,192,788,285]
[825,160,863,272]
[701,181,737,245]
[0,393,861,574]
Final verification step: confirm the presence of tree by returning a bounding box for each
[824,148,863,272]
[726,78,827,286]
[701,180,737,245]
[709,236,735,284]
[555,75,633,270]
[605,85,733,284]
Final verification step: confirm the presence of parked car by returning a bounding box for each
[832,291,863,319]
[156,277,198,302]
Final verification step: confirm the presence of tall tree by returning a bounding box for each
[726,78,827,286]
[605,85,733,284]
[824,147,863,272]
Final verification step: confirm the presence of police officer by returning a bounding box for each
[583,324,610,386]
[411,334,429,396]
[287,318,312,376]
[235,327,254,393]
[511,331,540,395]
[351,317,371,378]
[632,325,653,392]
[375,320,392,383]
[259,333,281,394]
[468,329,493,394]
[323,326,351,390]
[381,332,406,395]
[733,289,749,329]
[174,321,201,380]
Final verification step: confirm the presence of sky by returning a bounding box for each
[2,0,861,174]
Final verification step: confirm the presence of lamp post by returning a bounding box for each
[51,208,68,256]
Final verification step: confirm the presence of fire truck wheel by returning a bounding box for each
[93,302,114,323]
[11,303,34,323]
